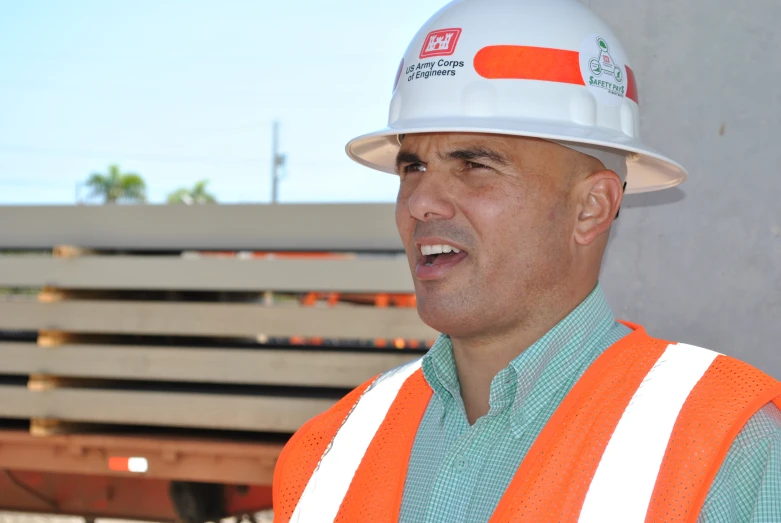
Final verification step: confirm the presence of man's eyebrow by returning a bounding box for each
[395,151,423,172]
[441,147,510,165]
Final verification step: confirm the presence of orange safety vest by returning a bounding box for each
[273,323,781,522]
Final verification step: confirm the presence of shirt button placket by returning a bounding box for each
[453,456,469,472]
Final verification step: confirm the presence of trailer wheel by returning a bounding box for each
[169,481,226,523]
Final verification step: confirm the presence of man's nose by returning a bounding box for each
[406,167,456,222]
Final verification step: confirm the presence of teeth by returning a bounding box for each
[420,244,462,256]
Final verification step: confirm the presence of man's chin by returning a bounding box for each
[417,304,477,339]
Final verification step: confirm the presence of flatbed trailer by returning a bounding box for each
[0,204,433,522]
[0,429,277,521]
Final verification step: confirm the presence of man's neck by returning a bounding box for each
[450,285,596,425]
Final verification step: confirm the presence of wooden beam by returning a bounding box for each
[0,299,438,340]
[0,385,336,433]
[0,255,415,292]
[0,204,402,251]
[0,342,419,388]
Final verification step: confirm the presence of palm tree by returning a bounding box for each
[86,164,146,204]
[167,180,217,205]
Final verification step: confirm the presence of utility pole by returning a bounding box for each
[271,121,287,204]
[75,181,85,204]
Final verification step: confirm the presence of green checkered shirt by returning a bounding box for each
[399,284,781,522]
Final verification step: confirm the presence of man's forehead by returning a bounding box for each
[395,132,608,183]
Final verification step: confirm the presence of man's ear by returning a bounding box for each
[574,171,624,246]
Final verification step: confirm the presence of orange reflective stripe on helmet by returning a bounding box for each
[474,45,640,105]
[626,65,639,104]
[474,46,584,85]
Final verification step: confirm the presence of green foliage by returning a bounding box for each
[86,164,147,204]
[167,179,218,205]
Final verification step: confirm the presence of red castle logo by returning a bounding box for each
[419,28,462,59]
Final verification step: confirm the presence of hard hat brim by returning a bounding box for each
[346,117,687,194]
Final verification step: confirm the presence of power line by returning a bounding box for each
[271,120,287,204]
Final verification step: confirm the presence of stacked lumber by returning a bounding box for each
[0,204,435,437]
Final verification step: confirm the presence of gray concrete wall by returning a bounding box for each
[586,0,781,376]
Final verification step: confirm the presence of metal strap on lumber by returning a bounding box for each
[0,429,282,485]
[0,299,437,339]
[0,255,414,292]
[0,386,336,433]
[0,204,402,251]
[0,342,419,388]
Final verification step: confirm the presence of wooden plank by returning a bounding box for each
[0,342,419,387]
[0,299,438,339]
[0,204,402,251]
[0,385,336,433]
[0,255,415,292]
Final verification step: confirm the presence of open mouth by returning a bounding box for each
[415,242,468,280]
[423,252,461,266]
[420,244,466,266]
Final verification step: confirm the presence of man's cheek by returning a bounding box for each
[406,246,418,269]
[394,206,410,235]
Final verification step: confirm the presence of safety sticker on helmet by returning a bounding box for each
[579,34,628,106]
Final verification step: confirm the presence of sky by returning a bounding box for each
[0,0,447,204]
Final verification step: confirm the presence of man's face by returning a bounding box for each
[395,133,588,339]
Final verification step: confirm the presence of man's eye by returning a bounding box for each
[402,163,426,174]
[465,161,489,171]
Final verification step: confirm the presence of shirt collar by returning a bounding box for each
[421,283,618,432]
[422,333,463,414]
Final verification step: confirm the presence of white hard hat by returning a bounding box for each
[346,0,687,194]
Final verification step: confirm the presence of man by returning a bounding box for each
[274,0,781,521]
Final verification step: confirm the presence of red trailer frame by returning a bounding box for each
[0,429,279,521]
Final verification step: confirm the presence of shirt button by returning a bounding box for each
[454,457,468,471]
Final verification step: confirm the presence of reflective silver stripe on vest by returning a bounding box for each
[578,343,720,523]
[291,358,423,523]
